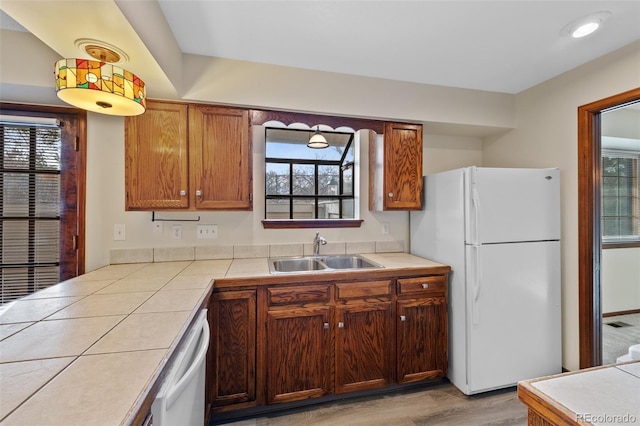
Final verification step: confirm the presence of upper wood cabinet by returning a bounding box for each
[125,100,189,209]
[189,105,251,210]
[125,100,252,211]
[369,122,423,211]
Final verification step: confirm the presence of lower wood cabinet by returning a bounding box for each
[208,273,448,416]
[209,290,256,408]
[397,276,448,383]
[265,307,332,404]
[334,280,394,394]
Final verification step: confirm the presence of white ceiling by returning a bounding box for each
[1,1,639,95]
[156,0,640,94]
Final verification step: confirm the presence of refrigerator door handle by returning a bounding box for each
[471,187,481,244]
[471,244,481,325]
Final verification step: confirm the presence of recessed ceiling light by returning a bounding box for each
[572,22,600,38]
[560,11,612,38]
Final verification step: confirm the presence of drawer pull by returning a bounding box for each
[323,322,329,329]
[179,190,186,196]
[400,315,406,322]
[338,322,344,329]
[422,283,429,289]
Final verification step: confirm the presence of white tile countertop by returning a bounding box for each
[518,361,640,425]
[0,253,447,425]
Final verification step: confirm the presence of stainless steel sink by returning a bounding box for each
[268,254,383,274]
[320,255,382,270]
[271,257,328,273]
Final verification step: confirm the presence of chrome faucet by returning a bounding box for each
[313,232,327,256]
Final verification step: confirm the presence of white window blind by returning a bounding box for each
[602,149,640,242]
[1,117,61,303]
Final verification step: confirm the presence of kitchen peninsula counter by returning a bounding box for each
[0,252,446,425]
[518,361,640,425]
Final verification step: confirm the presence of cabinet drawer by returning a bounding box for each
[267,284,331,307]
[397,276,446,296]
[335,280,392,301]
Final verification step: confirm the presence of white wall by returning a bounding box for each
[482,40,640,371]
[602,248,640,314]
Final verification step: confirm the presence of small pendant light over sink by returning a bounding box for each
[54,44,146,116]
[307,125,329,149]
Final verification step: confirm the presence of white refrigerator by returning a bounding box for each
[410,166,562,395]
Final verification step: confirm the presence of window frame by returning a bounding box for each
[251,109,384,229]
[263,127,359,225]
[601,148,640,248]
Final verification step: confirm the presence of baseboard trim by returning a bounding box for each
[603,308,640,318]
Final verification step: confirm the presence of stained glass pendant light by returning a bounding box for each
[54,44,146,116]
[307,125,329,149]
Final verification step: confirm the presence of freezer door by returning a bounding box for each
[465,167,560,244]
[464,241,561,394]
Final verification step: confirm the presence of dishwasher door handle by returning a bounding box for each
[165,312,210,410]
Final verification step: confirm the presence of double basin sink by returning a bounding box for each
[269,254,383,274]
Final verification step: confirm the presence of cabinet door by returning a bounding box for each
[266,307,331,404]
[209,290,256,407]
[383,122,422,210]
[189,105,252,210]
[335,302,393,394]
[397,296,447,384]
[125,100,189,209]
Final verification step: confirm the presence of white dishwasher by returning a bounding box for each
[152,309,210,426]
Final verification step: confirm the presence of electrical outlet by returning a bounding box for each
[113,224,126,240]
[197,225,218,239]
[382,222,390,235]
[153,222,163,234]
[172,225,182,240]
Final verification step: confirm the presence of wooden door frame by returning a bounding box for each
[0,102,87,279]
[577,87,640,368]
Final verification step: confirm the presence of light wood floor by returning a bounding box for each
[214,382,528,426]
[603,313,640,365]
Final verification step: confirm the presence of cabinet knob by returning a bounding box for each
[196,190,202,197]
[180,190,186,196]
[422,283,429,289]
[323,322,329,329]
[400,315,406,322]
[388,192,393,198]
[338,322,344,329]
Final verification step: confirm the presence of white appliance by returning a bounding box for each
[152,309,210,425]
[410,166,562,395]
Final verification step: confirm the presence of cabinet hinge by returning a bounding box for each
[72,235,79,250]
[249,193,253,202]
[74,136,80,151]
